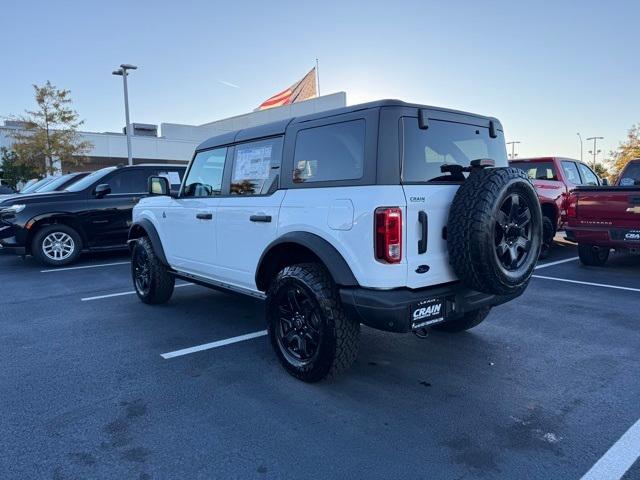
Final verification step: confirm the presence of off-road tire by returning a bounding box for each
[578,244,610,267]
[431,307,491,333]
[266,263,360,382]
[131,236,175,304]
[539,216,555,259]
[31,224,82,267]
[447,167,542,296]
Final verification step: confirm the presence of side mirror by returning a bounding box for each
[148,176,170,196]
[601,178,609,186]
[94,184,111,198]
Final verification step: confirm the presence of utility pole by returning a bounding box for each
[506,141,521,159]
[577,132,583,162]
[586,136,603,169]
[112,64,138,166]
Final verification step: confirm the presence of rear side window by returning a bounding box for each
[561,161,581,184]
[293,120,365,183]
[620,163,640,186]
[230,137,283,195]
[577,163,599,186]
[402,118,508,183]
[510,161,558,181]
[182,147,227,197]
[157,169,184,189]
[107,169,152,194]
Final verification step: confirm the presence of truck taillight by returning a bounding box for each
[375,207,402,264]
[566,193,578,218]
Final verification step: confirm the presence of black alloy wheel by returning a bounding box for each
[274,284,323,366]
[133,244,152,296]
[494,193,534,271]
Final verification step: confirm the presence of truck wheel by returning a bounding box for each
[447,167,542,296]
[131,237,175,304]
[431,307,491,333]
[32,224,82,267]
[539,216,555,259]
[266,263,360,382]
[578,244,610,267]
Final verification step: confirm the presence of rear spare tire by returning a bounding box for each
[447,167,542,296]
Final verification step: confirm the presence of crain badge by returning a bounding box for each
[409,196,425,203]
[413,302,442,321]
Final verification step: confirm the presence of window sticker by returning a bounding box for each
[160,171,182,185]
[620,177,635,187]
[233,146,272,182]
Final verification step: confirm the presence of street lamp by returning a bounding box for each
[577,133,583,162]
[506,141,521,160]
[586,136,604,169]
[112,64,138,166]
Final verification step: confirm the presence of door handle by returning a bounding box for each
[250,215,272,223]
[196,212,213,220]
[418,211,428,254]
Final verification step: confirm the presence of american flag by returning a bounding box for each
[257,68,317,110]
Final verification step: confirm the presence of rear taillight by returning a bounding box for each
[375,207,402,263]
[566,193,578,218]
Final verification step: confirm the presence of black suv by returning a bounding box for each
[0,164,185,266]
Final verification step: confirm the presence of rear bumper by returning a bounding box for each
[339,283,519,333]
[565,227,640,249]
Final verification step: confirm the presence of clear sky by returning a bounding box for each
[2,0,638,161]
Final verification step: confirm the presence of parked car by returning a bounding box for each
[565,159,640,266]
[509,157,602,255]
[128,100,542,382]
[0,164,186,266]
[0,172,92,202]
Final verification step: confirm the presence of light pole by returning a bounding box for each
[586,136,603,169]
[506,141,521,159]
[577,132,583,162]
[112,64,138,166]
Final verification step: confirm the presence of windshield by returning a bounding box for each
[401,117,508,183]
[35,174,75,193]
[21,177,54,193]
[510,161,559,181]
[65,167,116,192]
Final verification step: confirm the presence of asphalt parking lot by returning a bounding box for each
[1,243,639,480]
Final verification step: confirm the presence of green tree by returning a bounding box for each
[0,147,40,189]
[610,123,640,177]
[9,81,92,175]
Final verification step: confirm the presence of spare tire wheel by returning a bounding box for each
[447,167,542,296]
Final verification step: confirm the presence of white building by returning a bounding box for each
[0,92,346,173]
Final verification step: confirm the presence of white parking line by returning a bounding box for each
[41,261,130,273]
[80,283,194,302]
[580,418,640,480]
[532,275,640,293]
[535,257,579,270]
[161,330,268,359]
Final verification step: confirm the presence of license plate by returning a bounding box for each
[623,230,640,243]
[411,297,446,330]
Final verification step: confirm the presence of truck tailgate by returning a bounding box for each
[576,188,640,228]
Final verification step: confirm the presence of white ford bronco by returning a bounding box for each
[128,100,542,382]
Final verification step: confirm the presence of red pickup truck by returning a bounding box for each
[565,159,640,266]
[509,157,603,255]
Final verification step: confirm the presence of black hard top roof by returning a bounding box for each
[196,99,502,151]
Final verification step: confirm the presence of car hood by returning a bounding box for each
[0,190,81,207]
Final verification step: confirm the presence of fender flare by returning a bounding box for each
[128,218,168,266]
[255,231,359,291]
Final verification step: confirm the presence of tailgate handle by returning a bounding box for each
[418,211,428,254]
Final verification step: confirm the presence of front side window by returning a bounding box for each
[402,118,508,183]
[577,163,599,186]
[231,137,283,195]
[293,120,365,183]
[561,161,581,185]
[182,147,227,197]
[510,161,559,181]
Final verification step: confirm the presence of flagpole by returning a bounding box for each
[315,58,321,97]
